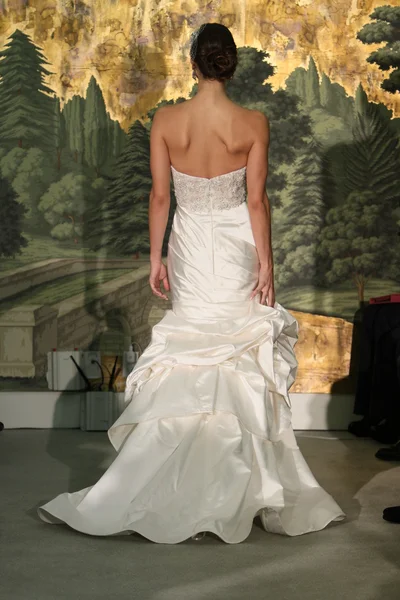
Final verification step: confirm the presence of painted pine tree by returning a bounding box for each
[83,76,108,175]
[0,173,27,258]
[53,98,67,171]
[88,119,152,256]
[285,66,307,103]
[106,113,126,161]
[320,73,354,125]
[89,117,176,257]
[305,56,321,109]
[0,29,56,151]
[111,118,126,159]
[285,56,321,109]
[344,85,400,206]
[63,94,85,164]
[274,136,328,288]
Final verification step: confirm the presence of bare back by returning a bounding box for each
[150,95,269,212]
[162,97,259,179]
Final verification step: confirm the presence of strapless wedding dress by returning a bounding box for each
[37,164,345,543]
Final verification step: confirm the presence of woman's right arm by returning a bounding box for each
[246,111,275,306]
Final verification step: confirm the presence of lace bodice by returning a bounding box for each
[171,165,247,214]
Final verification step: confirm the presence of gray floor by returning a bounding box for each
[1,429,400,600]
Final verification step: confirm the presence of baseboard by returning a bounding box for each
[0,391,356,430]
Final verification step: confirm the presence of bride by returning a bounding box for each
[37,22,345,544]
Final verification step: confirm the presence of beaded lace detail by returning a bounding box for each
[171,165,247,214]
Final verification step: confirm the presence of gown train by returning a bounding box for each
[38,164,345,543]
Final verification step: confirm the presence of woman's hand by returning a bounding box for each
[250,262,275,307]
[149,260,170,300]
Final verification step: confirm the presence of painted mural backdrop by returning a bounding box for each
[0,0,399,393]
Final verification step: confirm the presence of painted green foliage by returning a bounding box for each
[0,29,126,249]
[0,172,27,257]
[318,189,396,302]
[88,119,153,256]
[0,16,399,307]
[277,52,400,301]
[357,5,400,94]
[273,136,327,290]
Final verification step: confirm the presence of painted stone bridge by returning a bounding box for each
[0,263,354,394]
[0,264,162,379]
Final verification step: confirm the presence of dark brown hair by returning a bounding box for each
[191,23,238,82]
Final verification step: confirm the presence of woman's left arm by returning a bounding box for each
[149,106,171,264]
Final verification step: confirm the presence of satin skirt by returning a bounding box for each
[37,200,345,543]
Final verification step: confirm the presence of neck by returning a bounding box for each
[195,78,227,100]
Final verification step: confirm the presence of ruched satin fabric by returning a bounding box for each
[37,167,345,543]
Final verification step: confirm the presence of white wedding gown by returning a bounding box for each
[38,164,345,543]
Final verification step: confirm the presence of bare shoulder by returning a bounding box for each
[152,102,186,134]
[232,106,269,148]
[152,104,174,124]
[247,109,270,140]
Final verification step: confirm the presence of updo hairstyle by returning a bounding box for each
[191,23,238,82]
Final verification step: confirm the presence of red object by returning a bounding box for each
[369,294,400,304]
